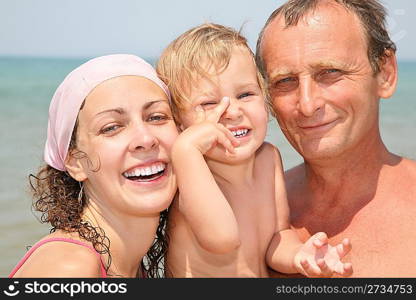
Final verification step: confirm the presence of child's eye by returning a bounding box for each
[237,92,254,99]
[201,101,218,107]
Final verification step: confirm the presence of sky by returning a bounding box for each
[1,0,415,61]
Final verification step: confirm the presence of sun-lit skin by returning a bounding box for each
[178,46,269,165]
[66,76,179,276]
[262,4,382,163]
[260,1,416,277]
[167,44,353,278]
[73,76,178,217]
[11,75,179,278]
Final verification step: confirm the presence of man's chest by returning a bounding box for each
[294,213,416,277]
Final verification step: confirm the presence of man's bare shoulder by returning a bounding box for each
[401,157,416,173]
[390,157,416,195]
[284,163,306,187]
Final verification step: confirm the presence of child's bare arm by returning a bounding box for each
[172,97,240,254]
[265,146,302,273]
[265,146,353,277]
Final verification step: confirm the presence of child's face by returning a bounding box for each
[179,46,268,162]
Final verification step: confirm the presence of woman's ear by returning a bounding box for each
[64,150,88,182]
[377,49,398,99]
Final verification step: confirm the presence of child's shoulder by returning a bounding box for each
[256,142,282,161]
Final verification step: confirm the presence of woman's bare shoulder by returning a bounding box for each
[13,234,102,278]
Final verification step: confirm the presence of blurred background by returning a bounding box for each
[0,0,414,276]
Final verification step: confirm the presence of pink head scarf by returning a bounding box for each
[44,54,170,171]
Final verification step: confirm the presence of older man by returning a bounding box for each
[256,0,416,277]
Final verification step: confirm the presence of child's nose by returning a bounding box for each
[222,98,242,120]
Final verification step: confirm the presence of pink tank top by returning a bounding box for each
[8,237,107,278]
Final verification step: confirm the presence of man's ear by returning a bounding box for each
[377,49,398,99]
[64,150,88,182]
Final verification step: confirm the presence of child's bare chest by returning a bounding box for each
[225,184,276,253]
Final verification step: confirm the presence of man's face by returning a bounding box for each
[261,3,386,161]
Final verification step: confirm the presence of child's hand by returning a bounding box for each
[294,232,353,277]
[174,97,240,155]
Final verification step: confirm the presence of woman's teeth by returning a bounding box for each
[231,129,249,138]
[123,163,166,181]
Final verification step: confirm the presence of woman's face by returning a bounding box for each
[72,75,178,217]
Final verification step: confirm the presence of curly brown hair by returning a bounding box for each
[29,118,170,278]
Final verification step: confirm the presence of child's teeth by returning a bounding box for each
[231,129,248,137]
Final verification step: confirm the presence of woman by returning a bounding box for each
[9,54,178,277]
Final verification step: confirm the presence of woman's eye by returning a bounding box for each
[100,124,121,134]
[148,114,169,122]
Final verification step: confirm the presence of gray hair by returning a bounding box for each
[256,0,397,80]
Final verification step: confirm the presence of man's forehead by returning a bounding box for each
[265,0,359,34]
[261,3,367,66]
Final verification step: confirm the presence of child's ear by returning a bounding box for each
[64,150,88,182]
[377,49,398,99]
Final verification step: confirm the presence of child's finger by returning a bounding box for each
[336,239,352,259]
[341,263,353,277]
[206,96,230,123]
[316,258,333,277]
[194,105,206,124]
[339,238,352,257]
[300,258,321,277]
[334,262,353,277]
[216,131,237,155]
[312,232,328,248]
[216,124,240,147]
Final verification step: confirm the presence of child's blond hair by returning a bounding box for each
[156,23,270,122]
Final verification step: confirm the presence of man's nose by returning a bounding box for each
[297,77,324,117]
[128,124,159,152]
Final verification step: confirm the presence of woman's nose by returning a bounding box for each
[128,125,159,152]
